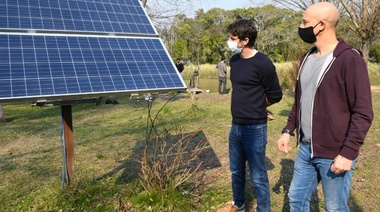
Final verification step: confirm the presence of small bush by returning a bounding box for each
[139,130,206,193]
[133,97,207,211]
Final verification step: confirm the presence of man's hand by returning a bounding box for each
[267,109,275,121]
[330,155,353,174]
[277,133,292,153]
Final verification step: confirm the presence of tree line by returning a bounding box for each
[145,2,380,65]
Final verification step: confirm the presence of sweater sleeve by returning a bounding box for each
[261,58,283,104]
[340,50,373,160]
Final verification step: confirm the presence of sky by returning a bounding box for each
[193,0,255,13]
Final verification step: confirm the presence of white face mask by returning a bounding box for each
[227,40,242,54]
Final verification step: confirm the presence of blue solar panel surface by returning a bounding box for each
[0,0,186,102]
[0,0,156,35]
[0,34,184,100]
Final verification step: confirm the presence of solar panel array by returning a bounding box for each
[0,0,186,102]
[0,0,155,34]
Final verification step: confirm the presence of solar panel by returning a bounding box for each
[0,0,156,35]
[0,0,186,102]
[0,34,184,101]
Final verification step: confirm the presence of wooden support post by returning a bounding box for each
[61,105,74,184]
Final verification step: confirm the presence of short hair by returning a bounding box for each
[227,19,257,48]
[221,56,226,61]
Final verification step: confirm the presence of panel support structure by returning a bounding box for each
[61,105,74,184]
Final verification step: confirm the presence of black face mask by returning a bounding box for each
[298,22,322,43]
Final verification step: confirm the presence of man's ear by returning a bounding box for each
[242,37,249,46]
[316,20,325,34]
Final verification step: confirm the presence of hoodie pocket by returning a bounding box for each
[313,114,345,148]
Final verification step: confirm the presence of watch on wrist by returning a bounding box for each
[282,128,295,136]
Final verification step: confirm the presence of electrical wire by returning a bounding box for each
[145,93,179,144]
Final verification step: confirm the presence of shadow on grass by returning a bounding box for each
[97,130,222,184]
[279,109,291,118]
[271,159,321,211]
[348,192,364,211]
[2,104,60,123]
[272,159,293,211]
[243,156,275,210]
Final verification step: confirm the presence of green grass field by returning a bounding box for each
[1,64,380,211]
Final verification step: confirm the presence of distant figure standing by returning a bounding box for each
[216,56,227,94]
[190,65,200,88]
[175,58,184,77]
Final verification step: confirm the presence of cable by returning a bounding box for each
[145,93,179,144]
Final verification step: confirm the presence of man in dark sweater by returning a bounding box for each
[217,19,282,212]
[276,2,373,211]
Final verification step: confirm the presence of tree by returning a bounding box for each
[158,5,308,64]
[141,0,212,62]
[249,5,307,61]
[338,0,380,62]
[173,37,189,60]
[193,8,231,63]
[261,0,380,63]
[141,0,208,26]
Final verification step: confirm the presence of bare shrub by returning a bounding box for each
[138,95,207,198]
[139,129,206,193]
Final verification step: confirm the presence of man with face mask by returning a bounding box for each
[217,19,282,212]
[276,2,373,211]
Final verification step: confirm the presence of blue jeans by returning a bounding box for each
[288,143,357,212]
[229,123,270,212]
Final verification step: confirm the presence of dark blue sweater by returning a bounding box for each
[230,52,282,125]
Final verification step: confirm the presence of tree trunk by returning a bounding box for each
[361,38,371,64]
[0,104,5,122]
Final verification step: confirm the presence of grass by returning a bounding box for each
[1,63,380,211]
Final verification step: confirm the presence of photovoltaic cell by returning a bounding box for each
[0,34,183,101]
[0,0,156,35]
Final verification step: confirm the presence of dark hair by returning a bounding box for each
[221,56,226,61]
[227,19,257,48]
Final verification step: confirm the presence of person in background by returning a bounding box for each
[216,56,228,94]
[175,58,184,77]
[276,2,373,211]
[218,18,283,212]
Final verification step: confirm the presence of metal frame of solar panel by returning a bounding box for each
[0,0,186,103]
